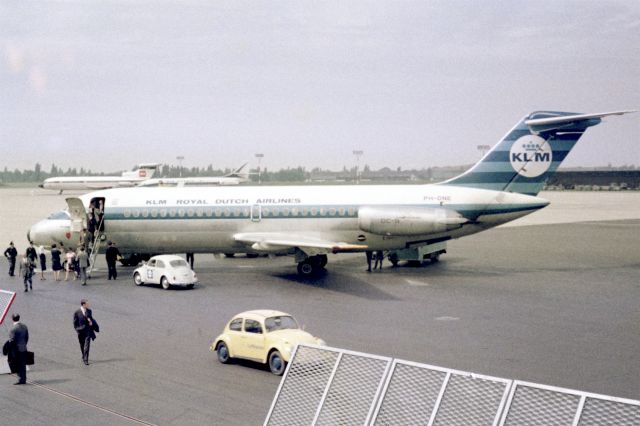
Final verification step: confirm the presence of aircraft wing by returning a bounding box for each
[233,232,368,255]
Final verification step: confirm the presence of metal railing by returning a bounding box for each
[265,344,640,426]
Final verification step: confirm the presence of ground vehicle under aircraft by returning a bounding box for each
[27,110,634,276]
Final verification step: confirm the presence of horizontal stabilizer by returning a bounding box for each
[525,110,636,133]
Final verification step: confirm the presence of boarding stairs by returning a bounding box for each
[87,214,105,277]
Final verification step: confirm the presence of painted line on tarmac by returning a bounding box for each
[27,379,156,425]
[435,316,460,321]
[406,279,430,287]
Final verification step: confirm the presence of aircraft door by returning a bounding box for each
[65,197,88,245]
[251,204,261,222]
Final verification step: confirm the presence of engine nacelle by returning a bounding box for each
[358,206,467,236]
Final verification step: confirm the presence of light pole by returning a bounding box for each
[176,156,184,177]
[353,150,363,184]
[477,145,491,158]
[255,153,264,184]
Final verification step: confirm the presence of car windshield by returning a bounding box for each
[169,259,188,268]
[264,316,299,332]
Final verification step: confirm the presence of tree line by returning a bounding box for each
[0,163,331,183]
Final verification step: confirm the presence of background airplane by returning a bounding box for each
[39,163,160,193]
[136,163,250,187]
[28,110,634,275]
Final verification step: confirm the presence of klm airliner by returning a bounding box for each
[28,110,634,276]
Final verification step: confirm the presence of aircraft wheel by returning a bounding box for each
[133,272,143,286]
[224,253,235,258]
[297,260,316,276]
[161,276,171,290]
[388,253,399,267]
[246,253,259,258]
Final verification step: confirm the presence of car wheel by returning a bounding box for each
[224,253,235,258]
[186,284,194,289]
[217,342,231,364]
[161,276,170,290]
[268,350,286,376]
[133,272,143,286]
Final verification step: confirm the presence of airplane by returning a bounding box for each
[28,110,635,276]
[39,163,160,193]
[136,163,251,187]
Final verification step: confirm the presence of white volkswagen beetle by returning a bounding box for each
[133,255,197,290]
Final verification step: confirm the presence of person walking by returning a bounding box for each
[4,242,18,277]
[365,250,373,272]
[19,254,35,292]
[186,252,194,269]
[38,246,47,280]
[64,248,76,281]
[8,313,29,384]
[374,250,385,270]
[77,246,89,286]
[105,241,121,280]
[51,244,62,281]
[25,242,37,264]
[73,299,98,365]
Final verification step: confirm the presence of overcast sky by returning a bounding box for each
[1,0,638,173]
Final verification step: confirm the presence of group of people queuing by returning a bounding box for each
[4,239,121,290]
[4,299,100,385]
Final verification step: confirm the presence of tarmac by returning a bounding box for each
[0,190,639,425]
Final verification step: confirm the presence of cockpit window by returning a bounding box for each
[47,211,71,220]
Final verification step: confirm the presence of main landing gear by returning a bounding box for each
[296,254,328,277]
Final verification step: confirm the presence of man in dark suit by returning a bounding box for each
[4,241,17,276]
[73,299,97,365]
[9,313,29,384]
[105,241,121,280]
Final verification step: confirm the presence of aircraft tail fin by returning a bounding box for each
[135,163,159,179]
[225,163,250,181]
[441,110,635,195]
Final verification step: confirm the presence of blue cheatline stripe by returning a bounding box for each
[444,171,562,184]
[442,182,542,195]
[101,202,547,222]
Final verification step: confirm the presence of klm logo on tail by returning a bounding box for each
[441,110,634,196]
[509,135,552,178]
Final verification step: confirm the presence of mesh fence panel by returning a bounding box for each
[0,290,16,325]
[266,345,640,426]
[502,385,581,426]
[373,362,447,426]
[577,396,640,426]
[316,353,390,426]
[266,346,339,426]
[433,373,509,426]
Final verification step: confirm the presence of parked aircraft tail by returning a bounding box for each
[225,163,250,181]
[442,110,635,195]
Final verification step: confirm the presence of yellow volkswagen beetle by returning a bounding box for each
[211,310,326,375]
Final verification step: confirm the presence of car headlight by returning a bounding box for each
[316,338,326,346]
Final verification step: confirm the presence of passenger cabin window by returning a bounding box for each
[156,260,165,268]
[229,318,242,331]
[244,319,263,334]
[148,259,156,267]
